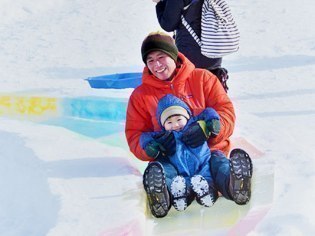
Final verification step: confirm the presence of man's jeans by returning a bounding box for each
[210,150,233,200]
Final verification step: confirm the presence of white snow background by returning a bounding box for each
[0,0,315,235]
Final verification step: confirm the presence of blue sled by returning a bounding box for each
[86,72,142,89]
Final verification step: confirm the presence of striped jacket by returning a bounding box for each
[156,0,222,69]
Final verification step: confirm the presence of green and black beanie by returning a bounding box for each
[141,32,178,64]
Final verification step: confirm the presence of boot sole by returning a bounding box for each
[143,162,170,218]
[229,148,253,205]
[191,175,214,207]
[170,175,187,211]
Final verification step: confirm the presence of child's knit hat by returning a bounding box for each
[157,94,191,127]
[141,32,178,63]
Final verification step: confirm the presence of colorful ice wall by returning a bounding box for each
[0,95,128,122]
[0,95,59,119]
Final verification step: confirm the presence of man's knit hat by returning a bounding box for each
[157,94,191,127]
[141,32,178,63]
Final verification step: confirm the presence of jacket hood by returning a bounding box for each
[156,94,192,128]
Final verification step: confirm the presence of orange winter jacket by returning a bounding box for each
[125,53,235,161]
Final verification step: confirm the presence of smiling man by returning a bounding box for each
[145,51,177,81]
[141,33,178,81]
[125,32,253,218]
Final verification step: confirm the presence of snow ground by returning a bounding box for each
[0,0,315,235]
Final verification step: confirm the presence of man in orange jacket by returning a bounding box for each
[125,32,253,218]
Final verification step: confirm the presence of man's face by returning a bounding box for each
[164,115,188,132]
[146,51,176,81]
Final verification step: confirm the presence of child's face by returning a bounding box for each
[164,115,188,132]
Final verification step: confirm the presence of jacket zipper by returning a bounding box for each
[170,83,174,90]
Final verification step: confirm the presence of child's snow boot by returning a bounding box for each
[191,175,215,207]
[143,162,171,218]
[229,148,253,205]
[170,175,188,211]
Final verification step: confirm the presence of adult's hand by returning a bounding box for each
[207,119,221,137]
[182,121,209,148]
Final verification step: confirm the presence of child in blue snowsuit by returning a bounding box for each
[140,94,221,211]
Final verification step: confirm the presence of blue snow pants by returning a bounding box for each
[152,150,233,200]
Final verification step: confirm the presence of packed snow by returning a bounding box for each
[0,0,315,235]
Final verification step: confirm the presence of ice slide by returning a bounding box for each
[0,72,274,235]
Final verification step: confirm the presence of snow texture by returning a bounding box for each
[0,0,315,235]
[191,175,214,207]
[171,175,187,211]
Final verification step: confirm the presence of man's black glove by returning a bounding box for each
[182,121,208,148]
[144,131,176,159]
[182,120,221,148]
[207,119,221,137]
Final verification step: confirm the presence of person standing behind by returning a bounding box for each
[152,0,229,92]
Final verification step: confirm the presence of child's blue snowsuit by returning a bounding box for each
[140,94,220,192]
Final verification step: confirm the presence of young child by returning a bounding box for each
[140,94,221,211]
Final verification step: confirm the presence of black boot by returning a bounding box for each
[143,162,171,218]
[229,148,253,205]
[209,67,229,93]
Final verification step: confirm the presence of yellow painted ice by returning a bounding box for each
[0,95,59,118]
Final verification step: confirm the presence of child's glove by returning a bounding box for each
[144,140,163,159]
[154,131,176,156]
[144,131,176,158]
